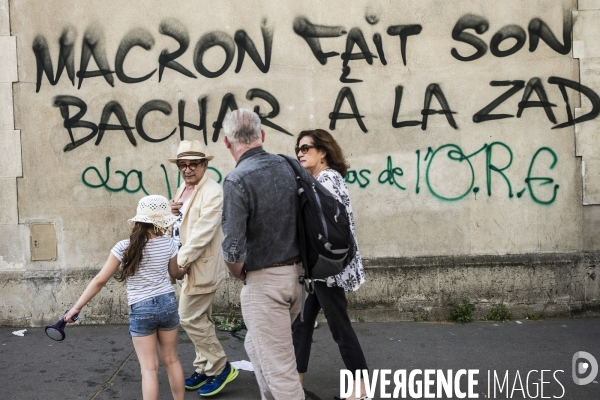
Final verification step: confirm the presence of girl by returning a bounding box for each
[64,195,189,400]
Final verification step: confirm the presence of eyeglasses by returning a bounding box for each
[177,161,206,172]
[295,144,316,154]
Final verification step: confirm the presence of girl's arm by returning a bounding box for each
[64,253,121,323]
[168,255,188,279]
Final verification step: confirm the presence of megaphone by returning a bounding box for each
[45,310,79,341]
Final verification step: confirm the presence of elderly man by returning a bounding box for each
[221,109,305,399]
[168,140,237,397]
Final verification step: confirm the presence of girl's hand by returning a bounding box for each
[64,307,81,323]
[63,253,119,324]
[177,266,189,280]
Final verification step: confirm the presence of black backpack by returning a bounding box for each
[280,155,356,280]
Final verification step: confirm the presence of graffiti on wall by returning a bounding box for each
[346,142,559,205]
[82,141,558,205]
[34,14,600,143]
[32,10,591,206]
[82,157,222,199]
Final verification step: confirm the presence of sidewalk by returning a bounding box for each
[0,318,598,399]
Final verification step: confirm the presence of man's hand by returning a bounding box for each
[169,199,183,216]
[225,262,246,281]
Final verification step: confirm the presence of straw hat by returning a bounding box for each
[128,195,178,231]
[168,140,214,163]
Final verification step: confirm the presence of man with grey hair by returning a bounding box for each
[222,108,262,146]
[221,108,306,399]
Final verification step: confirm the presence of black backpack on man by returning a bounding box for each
[280,155,356,281]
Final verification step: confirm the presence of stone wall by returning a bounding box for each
[2,0,600,326]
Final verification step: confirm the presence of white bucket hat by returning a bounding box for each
[128,195,178,231]
[168,140,214,163]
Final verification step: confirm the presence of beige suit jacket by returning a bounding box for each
[175,173,227,295]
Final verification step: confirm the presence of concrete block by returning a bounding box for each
[573,40,585,59]
[579,0,600,10]
[0,269,129,327]
[579,58,600,110]
[583,159,600,204]
[573,59,600,159]
[583,205,600,250]
[573,10,600,58]
[0,177,17,224]
[580,56,600,70]
[575,107,583,157]
[0,130,21,177]
[0,0,8,36]
[0,223,26,268]
[0,83,12,129]
[356,254,600,321]
[0,253,599,326]
[574,107,600,158]
[0,36,17,82]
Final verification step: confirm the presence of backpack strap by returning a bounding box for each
[279,154,314,322]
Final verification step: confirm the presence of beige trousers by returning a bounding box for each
[241,263,305,400]
[178,290,227,376]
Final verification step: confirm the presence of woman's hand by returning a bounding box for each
[64,307,81,323]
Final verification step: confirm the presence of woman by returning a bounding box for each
[291,129,369,400]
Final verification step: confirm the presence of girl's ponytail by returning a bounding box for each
[115,222,153,282]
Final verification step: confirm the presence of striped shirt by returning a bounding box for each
[111,236,178,306]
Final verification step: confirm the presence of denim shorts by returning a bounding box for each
[129,292,180,337]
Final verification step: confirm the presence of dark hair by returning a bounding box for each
[115,222,153,282]
[296,129,350,177]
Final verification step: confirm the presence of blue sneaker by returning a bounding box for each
[198,362,239,396]
[185,371,208,390]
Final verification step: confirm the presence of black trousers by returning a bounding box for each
[292,281,368,373]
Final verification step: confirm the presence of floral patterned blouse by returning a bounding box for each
[316,169,366,292]
[171,199,189,249]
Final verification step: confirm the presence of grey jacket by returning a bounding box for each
[221,146,302,271]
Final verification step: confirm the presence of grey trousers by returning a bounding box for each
[241,263,305,400]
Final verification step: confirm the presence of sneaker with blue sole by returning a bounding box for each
[185,371,208,390]
[198,361,239,396]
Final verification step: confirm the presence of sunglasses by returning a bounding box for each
[295,144,316,154]
[177,161,206,172]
